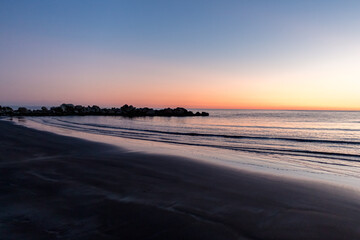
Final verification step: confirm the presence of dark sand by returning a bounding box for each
[1,120,360,240]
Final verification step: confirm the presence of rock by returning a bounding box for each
[121,104,135,113]
[91,105,101,113]
[174,107,187,116]
[75,105,83,110]
[50,106,63,114]
[18,107,28,114]
[0,104,209,117]
[3,107,13,114]
[73,105,83,114]
[162,108,173,116]
[146,109,155,116]
[61,104,75,113]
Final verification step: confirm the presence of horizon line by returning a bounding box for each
[1,103,360,112]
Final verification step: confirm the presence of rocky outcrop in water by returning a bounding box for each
[0,104,209,117]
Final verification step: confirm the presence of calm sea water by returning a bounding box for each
[9,109,360,188]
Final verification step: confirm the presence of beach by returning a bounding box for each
[2,0,360,239]
[1,120,360,240]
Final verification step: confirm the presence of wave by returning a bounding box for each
[31,118,360,165]
[177,122,360,132]
[52,118,360,146]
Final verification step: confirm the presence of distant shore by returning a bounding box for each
[0,104,209,117]
[1,120,360,239]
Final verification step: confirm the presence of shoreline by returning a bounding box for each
[1,120,360,239]
[9,116,360,191]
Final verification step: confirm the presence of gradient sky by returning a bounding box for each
[1,0,360,110]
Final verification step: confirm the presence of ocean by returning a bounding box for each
[9,109,360,189]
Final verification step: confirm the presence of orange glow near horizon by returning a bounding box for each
[2,1,360,112]
[1,42,360,111]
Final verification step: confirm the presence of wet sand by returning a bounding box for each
[1,120,360,240]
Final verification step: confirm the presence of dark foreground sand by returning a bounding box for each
[1,120,360,240]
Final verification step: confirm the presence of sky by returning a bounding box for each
[1,0,360,110]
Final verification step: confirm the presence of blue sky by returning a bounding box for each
[2,1,359,60]
[1,0,360,109]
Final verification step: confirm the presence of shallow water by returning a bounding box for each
[8,109,360,190]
